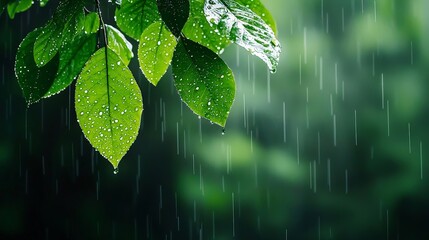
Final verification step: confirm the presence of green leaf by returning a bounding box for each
[105,24,134,65]
[235,0,277,35]
[39,0,49,7]
[15,28,59,105]
[45,33,97,97]
[138,21,177,86]
[33,0,86,67]
[157,0,190,37]
[115,0,160,40]
[172,37,235,127]
[83,12,100,35]
[75,48,143,168]
[7,0,32,19]
[204,0,281,72]
[183,0,229,54]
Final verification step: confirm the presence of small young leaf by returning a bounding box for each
[183,0,229,54]
[156,0,190,37]
[33,0,86,67]
[45,33,97,97]
[204,0,281,72]
[115,0,160,40]
[105,24,134,65]
[138,21,177,86]
[172,37,235,127]
[75,48,143,168]
[7,0,32,19]
[83,12,100,35]
[235,0,277,35]
[16,28,59,105]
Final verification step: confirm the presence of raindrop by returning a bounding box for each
[113,168,119,174]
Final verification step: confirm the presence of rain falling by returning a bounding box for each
[1,0,429,239]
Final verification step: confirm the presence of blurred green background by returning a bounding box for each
[1,0,429,239]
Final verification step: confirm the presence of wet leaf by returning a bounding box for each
[105,24,134,65]
[183,0,229,54]
[138,21,177,86]
[45,33,97,97]
[115,0,160,40]
[172,37,235,127]
[204,0,281,72]
[16,28,59,105]
[75,48,143,168]
[156,0,189,37]
[235,0,277,35]
[83,12,100,35]
[7,0,32,19]
[33,0,86,67]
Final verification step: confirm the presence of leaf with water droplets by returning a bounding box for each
[7,0,32,19]
[138,21,177,86]
[172,37,235,127]
[16,28,59,105]
[156,0,190,37]
[83,12,100,35]
[235,0,277,35]
[204,0,281,72]
[75,48,143,169]
[105,24,134,65]
[115,0,160,40]
[45,33,97,97]
[33,0,86,67]
[183,0,229,54]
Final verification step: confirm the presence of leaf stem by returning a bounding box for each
[95,0,109,48]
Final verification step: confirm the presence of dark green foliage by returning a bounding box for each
[9,0,280,168]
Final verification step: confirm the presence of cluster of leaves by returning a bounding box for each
[6,0,281,170]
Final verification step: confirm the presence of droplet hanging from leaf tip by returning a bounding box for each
[113,167,119,174]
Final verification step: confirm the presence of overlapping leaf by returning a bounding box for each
[183,0,229,53]
[33,0,86,67]
[115,0,160,40]
[7,0,32,19]
[138,21,177,86]
[83,12,100,34]
[235,0,277,35]
[105,24,134,65]
[172,37,235,126]
[45,33,97,97]
[156,0,189,37]
[204,0,281,72]
[75,48,143,168]
[16,29,59,105]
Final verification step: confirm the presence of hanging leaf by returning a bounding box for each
[156,0,190,37]
[16,29,59,105]
[83,12,100,35]
[235,0,277,35]
[204,0,281,72]
[7,0,32,19]
[44,33,97,97]
[105,24,134,65]
[172,37,235,127]
[115,0,160,40]
[75,48,143,169]
[33,0,86,67]
[138,21,177,86]
[183,0,229,54]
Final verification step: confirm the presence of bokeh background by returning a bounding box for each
[2,0,429,239]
